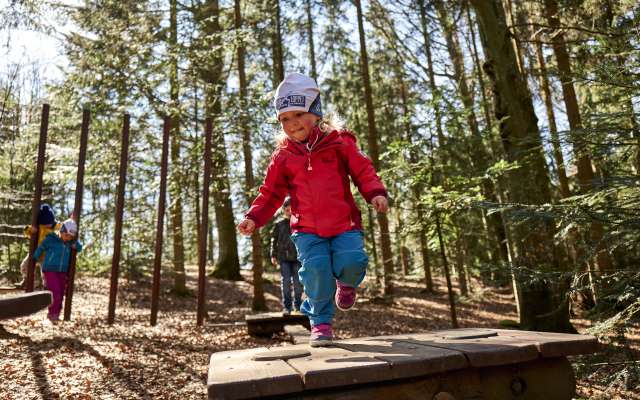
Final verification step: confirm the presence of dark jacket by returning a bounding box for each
[271,218,298,262]
[246,127,387,238]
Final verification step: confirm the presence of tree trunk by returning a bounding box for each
[197,0,241,281]
[414,189,434,292]
[236,0,266,310]
[470,0,574,332]
[354,0,394,295]
[455,227,469,297]
[305,0,318,82]
[169,0,187,294]
[417,0,445,145]
[270,0,284,88]
[436,1,510,278]
[532,37,570,198]
[543,0,614,297]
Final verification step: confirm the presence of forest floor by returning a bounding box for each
[0,267,638,400]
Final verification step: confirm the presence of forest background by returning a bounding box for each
[0,0,639,395]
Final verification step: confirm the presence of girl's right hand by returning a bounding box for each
[237,219,256,236]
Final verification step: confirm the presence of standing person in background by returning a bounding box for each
[33,219,82,322]
[17,203,60,289]
[238,73,389,346]
[271,198,303,315]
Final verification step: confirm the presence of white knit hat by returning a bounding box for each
[60,219,77,235]
[274,73,323,119]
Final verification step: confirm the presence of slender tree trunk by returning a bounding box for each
[393,45,434,290]
[470,0,574,332]
[305,0,318,82]
[414,188,434,292]
[236,0,266,310]
[197,0,241,281]
[169,0,186,294]
[503,0,526,76]
[367,207,381,287]
[354,0,394,296]
[543,0,614,297]
[270,0,284,88]
[455,227,469,296]
[533,37,570,198]
[435,212,458,328]
[418,0,445,145]
[208,215,215,263]
[418,0,458,324]
[436,1,510,279]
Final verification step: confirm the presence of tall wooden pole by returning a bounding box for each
[197,117,213,326]
[26,104,49,293]
[107,114,130,324]
[63,108,90,320]
[151,116,171,326]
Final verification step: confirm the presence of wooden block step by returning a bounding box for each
[332,337,468,380]
[208,347,303,400]
[0,291,52,320]
[208,328,599,399]
[403,331,540,367]
[245,312,310,337]
[491,328,602,357]
[284,324,310,345]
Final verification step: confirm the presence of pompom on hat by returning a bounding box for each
[274,73,323,119]
[60,219,78,235]
[37,204,56,226]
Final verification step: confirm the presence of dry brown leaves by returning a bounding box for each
[0,269,638,399]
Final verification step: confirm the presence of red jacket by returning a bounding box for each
[246,127,387,238]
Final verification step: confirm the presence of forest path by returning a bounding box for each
[0,270,637,399]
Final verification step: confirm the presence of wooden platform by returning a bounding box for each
[208,328,599,400]
[0,291,52,320]
[245,312,310,337]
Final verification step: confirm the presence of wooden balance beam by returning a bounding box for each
[0,291,52,320]
[245,312,311,337]
[207,328,600,400]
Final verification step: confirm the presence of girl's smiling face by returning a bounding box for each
[60,232,74,242]
[279,111,319,142]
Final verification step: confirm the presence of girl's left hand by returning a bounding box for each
[371,196,389,213]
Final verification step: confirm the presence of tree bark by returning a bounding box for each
[169,0,187,294]
[435,1,510,278]
[532,36,570,198]
[470,0,574,332]
[305,0,318,82]
[543,0,614,296]
[197,0,241,281]
[270,0,285,88]
[236,0,266,310]
[354,0,394,295]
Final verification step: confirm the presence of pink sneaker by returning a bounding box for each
[309,323,333,347]
[335,281,356,311]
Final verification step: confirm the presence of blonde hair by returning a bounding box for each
[275,113,345,147]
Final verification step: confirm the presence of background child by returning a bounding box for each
[17,203,60,289]
[32,219,82,322]
[238,72,388,346]
[270,197,303,315]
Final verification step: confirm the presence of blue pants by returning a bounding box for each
[291,230,368,326]
[279,260,303,311]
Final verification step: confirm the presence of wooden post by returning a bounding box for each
[150,116,170,326]
[63,108,90,320]
[26,104,49,293]
[197,117,213,326]
[107,114,130,324]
